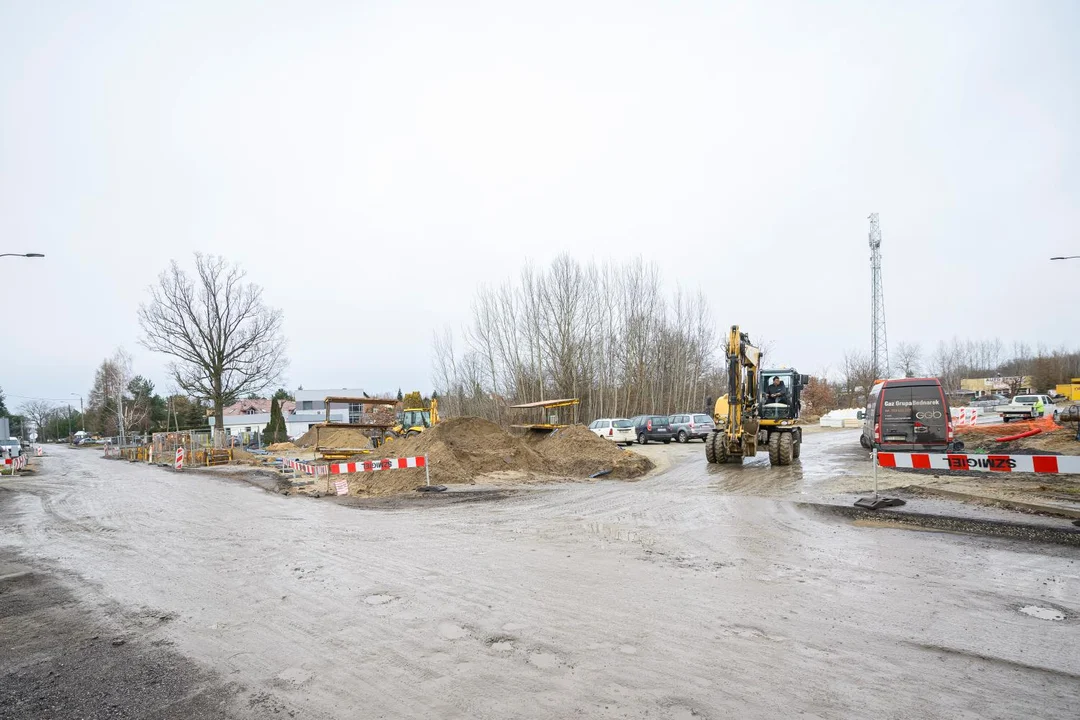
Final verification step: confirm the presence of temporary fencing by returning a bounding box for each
[878,452,1080,474]
[150,431,230,468]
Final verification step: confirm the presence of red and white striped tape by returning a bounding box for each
[2,456,28,470]
[278,456,426,476]
[879,452,1080,474]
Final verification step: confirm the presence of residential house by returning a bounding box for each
[209,398,296,441]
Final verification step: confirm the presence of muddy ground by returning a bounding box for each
[1,440,1078,719]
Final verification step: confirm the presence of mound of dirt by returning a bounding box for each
[295,425,373,450]
[359,418,652,487]
[532,425,654,479]
[370,417,545,485]
[267,442,298,451]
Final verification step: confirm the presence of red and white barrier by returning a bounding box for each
[35,446,44,457]
[283,458,329,477]
[953,407,978,426]
[879,452,1080,474]
[330,456,426,474]
[2,456,28,470]
[279,455,432,490]
[175,447,185,470]
[279,456,427,476]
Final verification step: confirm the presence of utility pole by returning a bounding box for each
[869,213,889,379]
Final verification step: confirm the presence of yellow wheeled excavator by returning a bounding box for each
[705,326,809,466]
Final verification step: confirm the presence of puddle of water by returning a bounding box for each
[1018,605,1066,621]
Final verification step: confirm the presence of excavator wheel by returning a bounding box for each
[405,429,421,439]
[767,432,781,466]
[792,436,801,459]
[714,433,731,464]
[778,432,794,466]
[705,430,718,463]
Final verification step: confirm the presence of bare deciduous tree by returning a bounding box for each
[138,253,287,431]
[893,342,922,378]
[432,255,717,423]
[18,400,55,440]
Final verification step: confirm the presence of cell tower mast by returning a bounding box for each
[869,213,889,379]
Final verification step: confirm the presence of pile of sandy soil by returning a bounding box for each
[295,425,373,449]
[267,442,298,451]
[527,425,654,479]
[332,417,653,494]
[374,417,545,485]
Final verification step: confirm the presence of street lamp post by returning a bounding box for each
[0,253,45,258]
[1050,255,1079,440]
[71,393,84,432]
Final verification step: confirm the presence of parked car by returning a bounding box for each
[970,394,1008,410]
[997,394,1054,422]
[860,377,960,452]
[1,437,22,458]
[668,413,715,443]
[628,415,674,444]
[587,418,636,445]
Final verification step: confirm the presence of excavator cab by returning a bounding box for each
[760,370,808,421]
[399,408,432,431]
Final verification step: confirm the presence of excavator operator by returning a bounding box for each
[764,375,789,405]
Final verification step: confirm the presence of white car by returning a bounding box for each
[588,418,636,445]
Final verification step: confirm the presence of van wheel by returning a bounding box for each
[860,434,871,449]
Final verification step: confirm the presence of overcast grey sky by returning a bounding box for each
[3,0,1078,405]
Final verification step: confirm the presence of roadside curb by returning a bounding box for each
[906,485,1080,520]
[800,502,1080,547]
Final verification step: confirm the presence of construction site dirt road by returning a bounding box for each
[2,440,1078,719]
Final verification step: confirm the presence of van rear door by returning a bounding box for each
[880,384,948,447]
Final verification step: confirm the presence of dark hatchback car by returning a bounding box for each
[629,415,674,444]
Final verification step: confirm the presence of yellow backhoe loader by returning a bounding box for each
[705,326,809,466]
[386,394,439,440]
